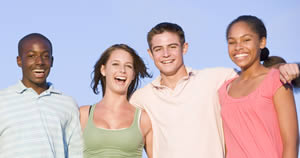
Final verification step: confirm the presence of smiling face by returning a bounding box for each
[148,31,188,78]
[100,49,135,96]
[227,21,266,70]
[17,37,53,92]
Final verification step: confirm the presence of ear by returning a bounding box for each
[51,56,54,67]
[17,56,22,67]
[100,65,106,76]
[182,42,189,55]
[147,49,154,60]
[259,37,266,49]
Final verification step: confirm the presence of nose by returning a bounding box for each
[162,48,170,57]
[235,42,242,50]
[35,55,44,65]
[120,65,126,73]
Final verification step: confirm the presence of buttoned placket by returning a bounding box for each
[154,72,192,97]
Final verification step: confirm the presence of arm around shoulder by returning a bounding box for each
[205,67,237,88]
[278,63,300,85]
[129,89,146,109]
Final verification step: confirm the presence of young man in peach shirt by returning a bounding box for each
[130,22,299,158]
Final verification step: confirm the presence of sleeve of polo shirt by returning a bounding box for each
[213,67,238,89]
[66,101,83,158]
[225,67,238,81]
[206,67,237,89]
[129,89,145,109]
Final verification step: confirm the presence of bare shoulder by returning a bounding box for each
[80,105,91,113]
[79,105,92,130]
[79,105,92,117]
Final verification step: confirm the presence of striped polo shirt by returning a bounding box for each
[0,81,83,158]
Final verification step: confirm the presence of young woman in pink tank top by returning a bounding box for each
[218,15,299,158]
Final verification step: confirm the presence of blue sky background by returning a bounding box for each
[0,1,299,157]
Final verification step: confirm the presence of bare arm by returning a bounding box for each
[140,110,153,158]
[274,85,299,158]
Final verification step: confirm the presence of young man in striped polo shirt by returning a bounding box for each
[0,33,83,158]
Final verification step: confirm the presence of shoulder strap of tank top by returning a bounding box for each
[88,105,92,116]
[135,108,142,131]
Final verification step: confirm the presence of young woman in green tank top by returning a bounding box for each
[80,44,153,158]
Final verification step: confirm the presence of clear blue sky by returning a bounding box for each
[1,1,299,157]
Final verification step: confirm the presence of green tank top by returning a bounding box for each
[83,105,144,158]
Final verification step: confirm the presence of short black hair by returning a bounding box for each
[18,33,52,56]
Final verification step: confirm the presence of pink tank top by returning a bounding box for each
[218,69,283,158]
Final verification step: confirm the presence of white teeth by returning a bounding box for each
[162,60,172,64]
[235,54,248,58]
[115,76,126,81]
[33,69,44,73]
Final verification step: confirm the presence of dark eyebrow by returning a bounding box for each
[227,37,235,40]
[27,50,50,54]
[241,34,254,38]
[25,51,52,58]
[152,43,180,50]
[168,43,179,47]
[228,34,254,40]
[111,60,133,65]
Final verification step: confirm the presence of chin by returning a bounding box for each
[33,76,48,82]
[233,61,247,69]
[161,70,177,76]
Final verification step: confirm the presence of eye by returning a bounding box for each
[244,38,251,42]
[27,54,35,58]
[43,54,50,59]
[228,41,236,45]
[170,45,177,49]
[153,47,162,52]
[126,64,133,69]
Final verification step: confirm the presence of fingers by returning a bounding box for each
[280,74,288,84]
[279,65,290,84]
[288,64,300,79]
[279,64,300,84]
[295,64,300,78]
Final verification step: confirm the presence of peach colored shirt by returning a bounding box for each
[218,69,283,158]
[130,67,236,158]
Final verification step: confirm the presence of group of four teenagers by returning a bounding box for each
[0,15,299,158]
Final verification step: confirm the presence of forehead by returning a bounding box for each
[20,37,52,54]
[150,31,181,47]
[228,22,255,37]
[108,49,133,62]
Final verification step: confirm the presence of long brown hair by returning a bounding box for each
[91,44,152,99]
